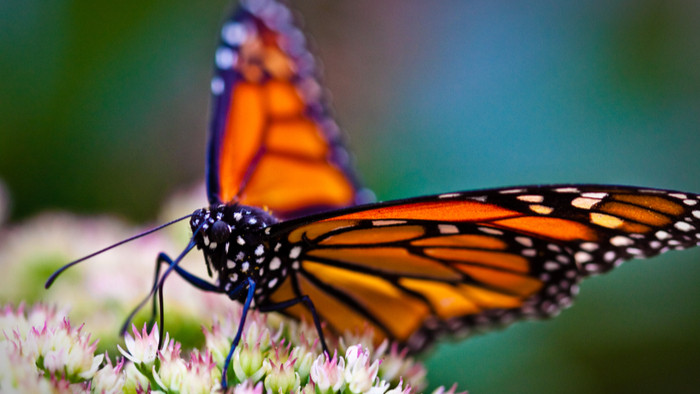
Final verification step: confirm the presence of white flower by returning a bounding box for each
[385,378,412,394]
[310,352,345,393]
[91,355,126,394]
[344,345,381,393]
[28,318,103,381]
[118,323,162,366]
[375,340,426,391]
[233,380,263,394]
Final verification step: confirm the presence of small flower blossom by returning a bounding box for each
[290,343,315,385]
[310,352,345,394]
[27,318,103,382]
[156,348,220,394]
[263,341,300,393]
[366,379,391,394]
[0,339,54,393]
[344,345,381,393]
[375,341,426,391]
[118,324,161,367]
[153,339,188,392]
[263,358,300,394]
[233,340,267,382]
[385,378,412,394]
[91,354,126,394]
[233,380,263,394]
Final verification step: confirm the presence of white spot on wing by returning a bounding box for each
[215,47,236,69]
[467,196,488,202]
[222,22,247,45]
[610,235,634,246]
[372,220,406,226]
[211,77,224,95]
[655,230,671,240]
[580,242,599,251]
[571,197,600,210]
[515,236,533,247]
[268,278,278,288]
[255,244,264,256]
[438,193,460,199]
[438,224,459,234]
[478,227,503,235]
[669,193,688,199]
[289,246,302,259]
[554,187,579,193]
[521,249,536,257]
[517,195,544,203]
[675,221,695,232]
[626,247,643,255]
[269,257,281,270]
[582,192,608,199]
[574,251,592,263]
[499,188,526,194]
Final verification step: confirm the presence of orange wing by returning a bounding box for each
[261,185,700,350]
[206,1,369,219]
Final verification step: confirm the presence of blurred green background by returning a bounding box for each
[2,0,700,392]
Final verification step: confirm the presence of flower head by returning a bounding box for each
[263,341,301,393]
[118,323,162,366]
[310,351,345,394]
[27,317,103,382]
[91,354,126,394]
[344,345,381,393]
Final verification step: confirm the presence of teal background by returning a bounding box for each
[2,0,700,392]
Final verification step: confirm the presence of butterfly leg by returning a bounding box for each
[258,295,329,356]
[145,252,222,346]
[221,277,256,390]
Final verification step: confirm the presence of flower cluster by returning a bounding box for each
[0,303,102,392]
[0,301,465,393]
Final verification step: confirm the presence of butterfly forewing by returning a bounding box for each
[207,0,367,219]
[260,185,700,351]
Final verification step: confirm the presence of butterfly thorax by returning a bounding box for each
[189,204,281,302]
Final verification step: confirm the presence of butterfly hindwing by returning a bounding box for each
[260,185,700,351]
[207,0,367,219]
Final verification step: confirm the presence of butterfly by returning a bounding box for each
[46,0,700,389]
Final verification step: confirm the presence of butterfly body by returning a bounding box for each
[190,203,287,302]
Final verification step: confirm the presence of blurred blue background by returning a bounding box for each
[2,0,700,392]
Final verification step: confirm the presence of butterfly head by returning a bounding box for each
[190,204,279,297]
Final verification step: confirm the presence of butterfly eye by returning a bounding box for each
[210,221,231,243]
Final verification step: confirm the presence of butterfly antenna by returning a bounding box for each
[45,214,193,289]
[119,224,203,336]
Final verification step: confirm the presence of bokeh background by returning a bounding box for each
[2,0,700,392]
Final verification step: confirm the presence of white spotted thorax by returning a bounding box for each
[190,204,289,302]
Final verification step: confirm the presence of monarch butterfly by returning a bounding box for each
[46,0,700,389]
